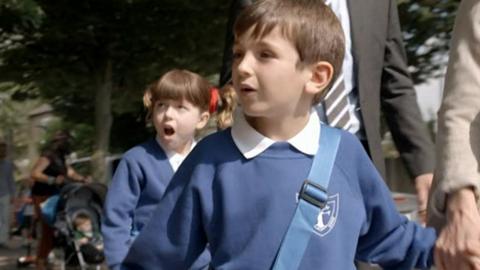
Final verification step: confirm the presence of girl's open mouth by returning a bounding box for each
[241,87,255,93]
[164,127,175,136]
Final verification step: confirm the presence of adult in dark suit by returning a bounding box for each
[219,0,435,212]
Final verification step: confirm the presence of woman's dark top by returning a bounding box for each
[31,150,67,196]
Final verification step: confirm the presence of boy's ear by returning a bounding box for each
[305,61,334,96]
[196,111,210,130]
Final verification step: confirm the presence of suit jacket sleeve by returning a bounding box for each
[380,0,435,178]
[219,0,253,86]
[429,0,480,223]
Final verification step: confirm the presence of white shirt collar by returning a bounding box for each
[231,110,320,159]
[155,137,196,172]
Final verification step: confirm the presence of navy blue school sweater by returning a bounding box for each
[122,129,436,270]
[102,138,175,268]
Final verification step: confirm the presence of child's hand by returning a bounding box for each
[414,173,433,225]
[79,237,88,245]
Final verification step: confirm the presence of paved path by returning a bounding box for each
[0,236,107,270]
[0,236,34,269]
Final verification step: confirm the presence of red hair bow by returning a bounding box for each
[209,87,219,113]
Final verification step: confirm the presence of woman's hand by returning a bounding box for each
[82,175,93,183]
[67,165,92,183]
[55,175,65,185]
[435,188,480,270]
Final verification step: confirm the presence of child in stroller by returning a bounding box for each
[73,213,101,247]
[53,181,107,269]
[72,212,104,261]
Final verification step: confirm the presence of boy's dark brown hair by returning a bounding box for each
[234,0,345,103]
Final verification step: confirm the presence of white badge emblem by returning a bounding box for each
[314,193,339,237]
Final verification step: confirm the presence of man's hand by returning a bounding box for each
[435,188,480,270]
[414,173,433,224]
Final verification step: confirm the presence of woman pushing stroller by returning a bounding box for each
[30,130,90,270]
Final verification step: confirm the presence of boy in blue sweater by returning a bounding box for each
[122,0,436,269]
[102,69,235,269]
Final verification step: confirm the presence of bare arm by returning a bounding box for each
[30,156,64,185]
[66,165,89,182]
[31,157,54,183]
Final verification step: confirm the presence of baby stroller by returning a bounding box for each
[53,182,107,269]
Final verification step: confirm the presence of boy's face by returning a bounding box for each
[232,26,313,121]
[152,98,209,155]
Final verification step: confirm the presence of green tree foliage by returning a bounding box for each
[0,0,43,34]
[398,0,459,84]
[1,0,459,172]
[1,0,229,154]
[0,83,41,160]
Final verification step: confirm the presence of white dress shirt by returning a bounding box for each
[156,137,196,172]
[317,0,364,137]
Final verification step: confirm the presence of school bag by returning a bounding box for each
[272,125,341,270]
[40,194,60,226]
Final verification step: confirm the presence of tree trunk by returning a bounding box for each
[91,59,113,183]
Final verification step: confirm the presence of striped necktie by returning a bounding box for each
[323,74,352,130]
[322,0,351,130]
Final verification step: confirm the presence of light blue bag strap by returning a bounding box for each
[272,125,341,270]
